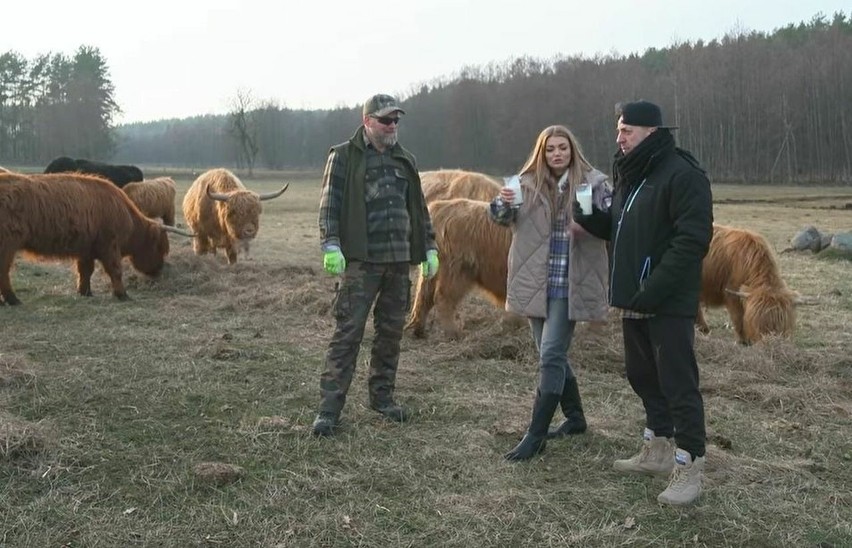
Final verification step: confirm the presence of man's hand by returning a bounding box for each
[572,201,611,240]
[323,246,346,275]
[421,249,439,279]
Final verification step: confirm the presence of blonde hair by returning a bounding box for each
[519,125,593,204]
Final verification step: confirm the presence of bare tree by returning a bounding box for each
[228,88,260,177]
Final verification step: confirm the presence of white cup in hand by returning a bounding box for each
[576,183,592,215]
[503,175,523,206]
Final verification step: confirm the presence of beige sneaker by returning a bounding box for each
[613,428,675,477]
[657,448,705,506]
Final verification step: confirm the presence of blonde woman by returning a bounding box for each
[490,125,611,461]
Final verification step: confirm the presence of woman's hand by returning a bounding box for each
[499,187,516,205]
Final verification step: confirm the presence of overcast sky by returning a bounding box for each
[3,1,848,125]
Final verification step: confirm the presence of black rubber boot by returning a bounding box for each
[504,390,561,461]
[547,376,587,438]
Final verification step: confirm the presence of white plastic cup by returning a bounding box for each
[503,175,523,206]
[576,183,592,215]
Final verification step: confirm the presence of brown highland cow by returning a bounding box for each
[406,197,513,339]
[182,168,288,264]
[123,177,177,225]
[0,172,191,304]
[697,223,802,344]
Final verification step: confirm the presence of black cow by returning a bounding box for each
[44,156,77,173]
[44,157,144,188]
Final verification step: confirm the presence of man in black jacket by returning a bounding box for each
[574,100,713,505]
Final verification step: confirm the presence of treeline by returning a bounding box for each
[2,12,851,183]
[0,46,119,163]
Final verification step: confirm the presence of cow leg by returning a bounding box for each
[191,238,204,255]
[724,297,747,344]
[0,250,22,305]
[225,246,238,265]
[99,252,129,301]
[192,237,212,256]
[695,305,710,334]
[163,206,175,227]
[75,257,96,297]
[434,273,472,340]
[406,274,435,338]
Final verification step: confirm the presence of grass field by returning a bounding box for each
[2,169,851,547]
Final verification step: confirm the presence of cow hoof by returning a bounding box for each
[116,293,132,301]
[5,296,22,306]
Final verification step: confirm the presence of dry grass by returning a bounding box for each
[1,174,851,547]
[0,412,52,459]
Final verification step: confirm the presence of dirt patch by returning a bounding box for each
[193,461,246,485]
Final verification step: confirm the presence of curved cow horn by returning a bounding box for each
[207,184,231,202]
[724,287,750,299]
[258,183,289,201]
[162,225,196,237]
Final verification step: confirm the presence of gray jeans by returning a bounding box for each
[528,297,577,395]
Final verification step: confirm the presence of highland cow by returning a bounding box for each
[696,223,801,344]
[406,198,513,339]
[420,169,502,203]
[182,168,288,264]
[122,177,177,225]
[0,172,192,305]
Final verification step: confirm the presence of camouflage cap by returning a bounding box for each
[362,94,406,118]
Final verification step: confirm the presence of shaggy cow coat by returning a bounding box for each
[0,173,171,304]
[420,169,502,203]
[182,168,287,265]
[406,198,512,339]
[123,177,177,225]
[697,223,798,344]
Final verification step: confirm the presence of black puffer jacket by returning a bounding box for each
[607,133,713,317]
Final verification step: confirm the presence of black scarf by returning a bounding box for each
[612,129,675,189]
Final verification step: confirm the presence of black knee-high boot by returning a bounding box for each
[547,376,587,438]
[504,390,561,461]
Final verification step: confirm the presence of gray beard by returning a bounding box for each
[366,126,398,149]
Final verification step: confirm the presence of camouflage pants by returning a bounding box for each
[319,261,411,415]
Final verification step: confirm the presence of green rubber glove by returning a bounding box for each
[323,247,346,275]
[421,249,439,279]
